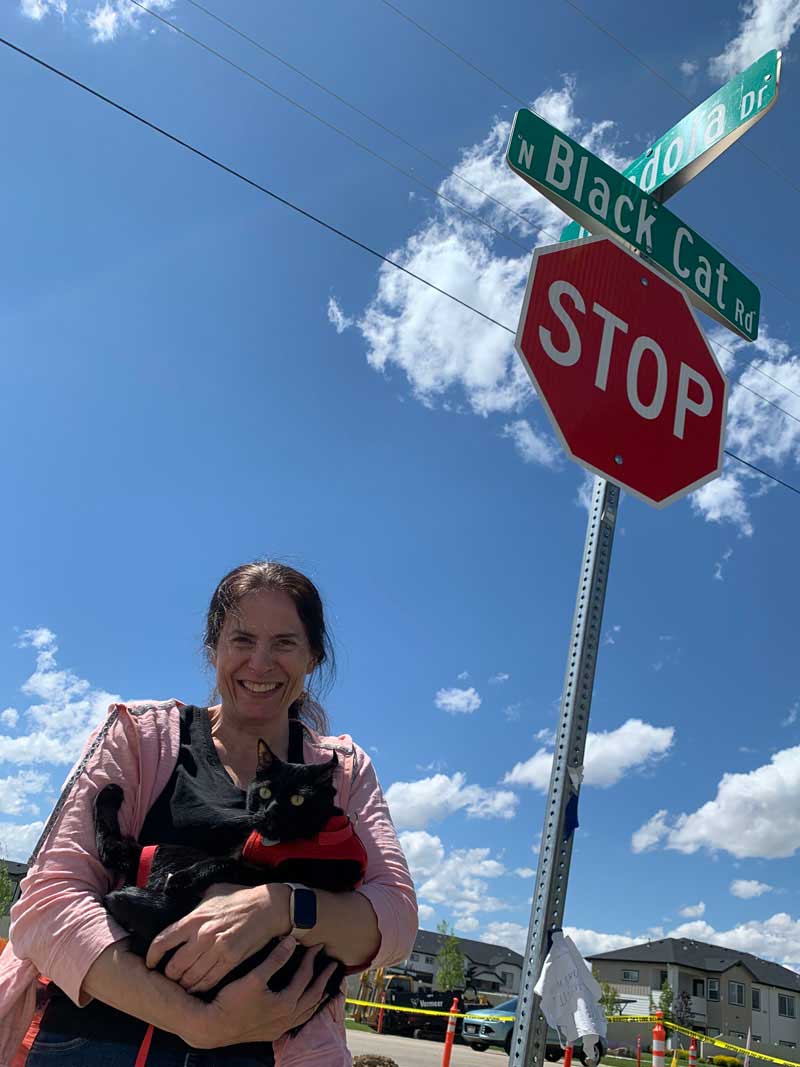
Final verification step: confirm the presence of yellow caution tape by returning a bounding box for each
[608,1016,657,1024]
[663,1021,799,1067]
[345,997,514,1021]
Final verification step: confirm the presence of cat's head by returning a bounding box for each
[245,739,339,842]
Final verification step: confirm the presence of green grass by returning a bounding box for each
[345,1019,374,1032]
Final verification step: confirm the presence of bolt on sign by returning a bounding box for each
[560,49,781,244]
[506,108,760,341]
[515,237,728,508]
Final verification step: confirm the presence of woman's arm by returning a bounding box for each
[297,743,417,971]
[84,936,337,1048]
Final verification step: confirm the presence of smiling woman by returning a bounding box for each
[0,561,418,1067]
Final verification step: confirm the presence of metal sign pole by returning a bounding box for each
[510,474,620,1067]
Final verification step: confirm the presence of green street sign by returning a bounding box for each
[561,49,781,242]
[507,108,760,341]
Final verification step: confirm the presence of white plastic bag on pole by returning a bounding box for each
[533,931,607,1062]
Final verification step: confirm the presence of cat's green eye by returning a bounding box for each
[259,785,272,800]
[290,794,304,806]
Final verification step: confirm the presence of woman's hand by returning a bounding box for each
[181,938,339,1048]
[146,882,291,993]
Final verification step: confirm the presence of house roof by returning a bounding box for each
[588,937,800,993]
[2,861,27,879]
[413,928,524,970]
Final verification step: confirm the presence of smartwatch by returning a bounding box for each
[287,883,317,938]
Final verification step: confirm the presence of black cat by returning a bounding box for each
[93,740,366,1028]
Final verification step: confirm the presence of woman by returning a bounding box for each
[0,561,418,1066]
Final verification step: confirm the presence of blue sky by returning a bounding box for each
[2,0,800,970]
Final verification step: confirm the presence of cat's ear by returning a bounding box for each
[325,751,339,771]
[257,739,275,769]
[316,751,338,782]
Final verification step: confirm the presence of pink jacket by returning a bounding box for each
[0,701,417,1066]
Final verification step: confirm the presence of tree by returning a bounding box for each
[600,981,623,1017]
[0,857,13,920]
[434,920,466,992]
[659,979,674,1021]
[673,991,693,1028]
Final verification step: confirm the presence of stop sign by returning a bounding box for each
[515,236,728,507]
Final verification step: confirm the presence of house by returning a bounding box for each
[589,937,800,1055]
[391,927,524,997]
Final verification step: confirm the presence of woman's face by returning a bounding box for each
[214,588,316,728]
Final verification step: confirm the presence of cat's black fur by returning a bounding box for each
[94,739,362,1030]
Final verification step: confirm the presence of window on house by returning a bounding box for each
[779,995,796,1018]
[501,971,513,987]
[622,970,640,982]
[729,982,745,1006]
[752,988,761,1012]
[708,1029,721,1038]
[752,1037,762,1044]
[779,1042,797,1049]
[708,980,720,1002]
[731,1032,747,1041]
[692,979,705,997]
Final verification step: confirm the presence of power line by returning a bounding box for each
[128,0,536,257]
[559,0,800,199]
[180,0,538,236]
[2,33,798,503]
[145,0,800,415]
[376,0,800,308]
[378,0,527,107]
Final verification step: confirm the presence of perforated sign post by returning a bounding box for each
[506,65,778,1067]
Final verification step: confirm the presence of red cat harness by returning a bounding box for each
[135,814,368,889]
[241,814,368,884]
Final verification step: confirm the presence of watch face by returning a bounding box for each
[293,888,317,929]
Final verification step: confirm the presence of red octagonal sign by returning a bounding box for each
[515,236,728,508]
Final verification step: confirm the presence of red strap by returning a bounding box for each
[134,1025,155,1067]
[137,845,158,889]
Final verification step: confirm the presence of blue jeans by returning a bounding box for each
[26,1029,275,1067]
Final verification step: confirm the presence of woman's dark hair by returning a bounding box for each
[204,560,334,735]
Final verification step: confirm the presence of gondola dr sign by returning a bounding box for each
[515,236,728,507]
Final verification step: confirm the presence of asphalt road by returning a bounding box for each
[346,1028,506,1065]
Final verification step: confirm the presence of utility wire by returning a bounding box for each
[143,0,800,415]
[180,0,538,236]
[1,34,797,501]
[376,0,800,307]
[559,0,800,199]
[127,0,535,257]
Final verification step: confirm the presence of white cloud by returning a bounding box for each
[782,702,798,727]
[505,719,674,790]
[680,60,699,76]
[20,0,66,19]
[502,420,561,468]
[457,670,470,681]
[455,916,480,933]
[0,770,50,817]
[631,810,670,853]
[709,0,800,80]
[514,867,536,878]
[418,903,435,923]
[489,672,510,685]
[0,708,19,728]
[0,629,119,767]
[386,772,518,830]
[634,746,800,859]
[669,913,800,970]
[566,927,640,956]
[713,547,734,582]
[346,78,626,420]
[0,820,45,862]
[327,296,353,334]
[691,326,800,537]
[20,0,173,41]
[679,902,706,918]
[401,830,509,921]
[503,703,522,722]
[435,686,481,714]
[731,879,774,899]
[482,921,528,954]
